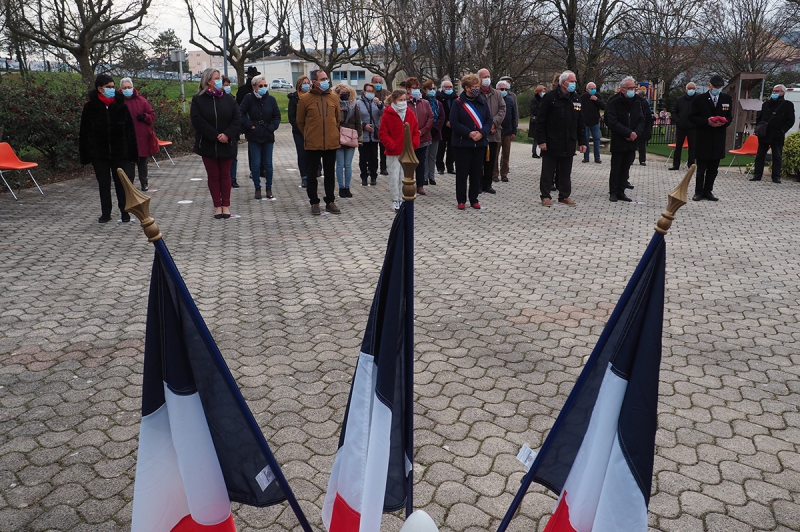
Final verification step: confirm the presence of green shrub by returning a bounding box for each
[782,132,800,177]
[134,81,194,150]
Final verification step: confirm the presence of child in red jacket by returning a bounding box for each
[379,90,421,212]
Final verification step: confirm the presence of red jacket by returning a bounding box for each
[408,97,434,143]
[379,106,420,156]
[122,89,157,157]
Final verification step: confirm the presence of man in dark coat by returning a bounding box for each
[535,70,587,206]
[529,86,545,158]
[689,74,733,201]
[236,66,259,105]
[436,77,458,174]
[605,77,644,202]
[750,84,796,183]
[636,89,654,165]
[580,81,605,163]
[669,82,697,170]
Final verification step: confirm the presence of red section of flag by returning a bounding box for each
[172,513,236,532]
[543,492,578,532]
[329,493,362,532]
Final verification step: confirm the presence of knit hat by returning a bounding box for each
[94,74,114,88]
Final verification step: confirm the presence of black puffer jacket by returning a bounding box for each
[239,93,281,144]
[535,88,587,157]
[605,92,644,152]
[79,90,138,165]
[190,90,241,159]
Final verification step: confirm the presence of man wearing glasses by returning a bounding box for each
[605,77,644,202]
[750,84,796,184]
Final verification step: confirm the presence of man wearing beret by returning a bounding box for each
[689,74,733,201]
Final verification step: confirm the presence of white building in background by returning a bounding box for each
[246,55,308,89]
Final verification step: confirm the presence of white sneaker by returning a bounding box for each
[392,200,400,212]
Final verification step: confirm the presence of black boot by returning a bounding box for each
[265,188,273,199]
[254,188,262,200]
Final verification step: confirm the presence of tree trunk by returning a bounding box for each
[77,51,95,89]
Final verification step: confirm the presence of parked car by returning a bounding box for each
[270,78,293,90]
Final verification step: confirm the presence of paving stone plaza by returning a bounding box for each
[1,128,800,531]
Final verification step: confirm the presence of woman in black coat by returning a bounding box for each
[239,75,281,200]
[190,68,241,219]
[79,74,138,223]
[529,85,546,158]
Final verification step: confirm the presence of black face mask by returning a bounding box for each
[340,93,349,101]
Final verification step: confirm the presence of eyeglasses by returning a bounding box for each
[257,84,268,88]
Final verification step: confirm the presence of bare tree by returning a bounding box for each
[5,0,152,87]
[185,0,287,83]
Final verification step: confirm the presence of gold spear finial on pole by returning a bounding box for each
[655,164,696,235]
[400,123,418,202]
[115,168,162,242]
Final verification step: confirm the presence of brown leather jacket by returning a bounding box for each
[296,86,341,151]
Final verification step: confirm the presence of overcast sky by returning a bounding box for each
[147,2,216,53]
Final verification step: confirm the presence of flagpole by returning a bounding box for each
[495,166,696,532]
[116,169,313,532]
[399,124,418,518]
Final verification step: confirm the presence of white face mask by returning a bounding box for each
[392,101,408,112]
[481,77,491,87]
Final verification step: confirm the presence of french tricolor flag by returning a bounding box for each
[322,204,412,532]
[131,239,302,532]
[499,232,667,532]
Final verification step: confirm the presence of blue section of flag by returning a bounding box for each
[143,239,288,507]
[531,232,666,504]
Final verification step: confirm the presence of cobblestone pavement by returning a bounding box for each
[2,129,800,532]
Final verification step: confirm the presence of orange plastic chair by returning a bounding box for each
[151,139,175,168]
[665,137,690,168]
[0,142,44,200]
[725,134,760,177]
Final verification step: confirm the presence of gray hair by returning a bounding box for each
[558,70,575,85]
[685,81,696,90]
[198,68,220,94]
[251,75,265,87]
[496,80,509,90]
[120,77,134,88]
[585,82,596,90]
[619,76,636,89]
[774,84,787,93]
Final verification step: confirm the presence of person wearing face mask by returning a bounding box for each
[636,89,655,166]
[477,68,506,193]
[689,74,733,201]
[529,85,546,158]
[435,76,458,174]
[751,84,795,184]
[356,82,384,187]
[536,70,587,206]
[379,90,421,212]
[296,69,342,215]
[79,74,138,223]
[288,75,312,188]
[605,77,645,202]
[236,66,259,105]
[239,75,281,200]
[495,80,518,183]
[221,76,241,189]
[334,84,362,198]
[119,77,157,192]
[449,73,492,210]
[669,82,698,170]
[579,81,605,164]
[191,68,241,219]
[405,77,434,196]
[422,79,446,187]
[372,75,391,176]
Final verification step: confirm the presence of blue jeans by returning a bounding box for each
[249,141,273,189]
[584,123,601,161]
[336,147,356,188]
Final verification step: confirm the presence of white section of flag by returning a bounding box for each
[558,364,646,531]
[131,385,232,532]
[322,352,393,532]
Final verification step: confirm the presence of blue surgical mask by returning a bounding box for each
[589,88,597,95]
[411,89,421,99]
[687,89,696,96]
[711,88,721,96]
[301,83,310,92]
[500,90,508,98]
[103,88,116,99]
[258,87,268,96]
[319,80,330,91]
[223,85,231,94]
[375,83,382,91]
[214,79,223,90]
[444,89,453,95]
[626,90,636,99]
[567,82,576,93]
[771,93,780,100]
[427,89,436,97]
[364,92,375,100]
[122,89,134,98]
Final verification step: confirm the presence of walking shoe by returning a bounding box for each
[301,176,307,188]
[703,191,719,201]
[610,193,618,202]
[531,154,540,159]
[492,176,500,182]
[380,170,388,176]
[423,179,429,186]
[121,213,131,222]
[141,186,149,192]
[254,188,262,200]
[640,162,646,166]
[231,179,240,189]
[471,202,481,209]
[392,200,401,212]
[773,178,782,183]
[311,203,321,215]
[447,169,456,174]
[370,178,377,186]
[559,197,576,206]
[668,166,680,170]
[582,159,590,163]
[265,188,273,199]
[417,187,426,195]
[594,160,602,164]
[749,176,762,181]
[484,187,496,194]
[626,182,634,189]
[429,178,437,185]
[501,177,509,182]
[438,169,445,175]
[361,178,368,186]
[618,194,632,202]
[326,202,341,214]
[457,203,466,210]
[542,198,552,206]
[692,193,703,201]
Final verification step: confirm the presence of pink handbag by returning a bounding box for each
[339,126,359,147]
